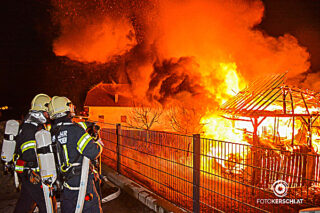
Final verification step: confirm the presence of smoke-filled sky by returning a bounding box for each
[0,0,319,117]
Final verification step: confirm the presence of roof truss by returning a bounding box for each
[220,73,320,118]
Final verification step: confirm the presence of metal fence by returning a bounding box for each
[92,121,320,213]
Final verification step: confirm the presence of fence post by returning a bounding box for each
[116,123,122,174]
[251,117,261,194]
[193,134,200,213]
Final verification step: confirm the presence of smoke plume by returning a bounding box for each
[51,0,311,109]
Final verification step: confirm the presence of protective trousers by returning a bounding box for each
[61,174,102,213]
[13,175,46,213]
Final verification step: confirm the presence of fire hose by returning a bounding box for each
[95,138,121,204]
[86,122,121,204]
[100,175,121,203]
[33,174,121,213]
[33,135,120,212]
[77,120,121,204]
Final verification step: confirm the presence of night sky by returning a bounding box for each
[0,0,319,119]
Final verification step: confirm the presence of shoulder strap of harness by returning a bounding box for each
[52,123,81,175]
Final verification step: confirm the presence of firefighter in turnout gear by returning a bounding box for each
[48,96,102,213]
[77,121,103,202]
[14,94,51,213]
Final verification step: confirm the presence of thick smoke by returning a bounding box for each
[147,57,203,103]
[51,0,311,109]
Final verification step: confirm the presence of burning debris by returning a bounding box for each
[219,72,320,149]
[215,73,320,197]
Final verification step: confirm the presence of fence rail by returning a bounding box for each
[85,119,320,212]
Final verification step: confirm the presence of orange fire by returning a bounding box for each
[53,17,137,63]
[51,0,314,172]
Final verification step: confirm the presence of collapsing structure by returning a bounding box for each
[219,72,320,188]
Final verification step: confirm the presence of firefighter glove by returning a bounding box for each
[29,170,41,184]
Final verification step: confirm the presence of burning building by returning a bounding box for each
[48,0,320,211]
[219,72,320,150]
[218,72,320,189]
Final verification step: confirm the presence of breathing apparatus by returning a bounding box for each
[47,96,120,210]
[48,96,92,212]
[30,94,57,212]
[25,111,48,125]
[1,120,20,173]
[35,130,57,186]
[77,120,121,205]
[28,93,51,124]
[35,129,57,213]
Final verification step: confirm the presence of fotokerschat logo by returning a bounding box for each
[256,180,303,205]
[272,180,288,197]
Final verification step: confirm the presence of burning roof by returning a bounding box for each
[220,73,320,118]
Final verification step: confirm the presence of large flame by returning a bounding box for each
[51,0,314,173]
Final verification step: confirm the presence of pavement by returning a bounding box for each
[0,174,155,213]
[102,188,155,213]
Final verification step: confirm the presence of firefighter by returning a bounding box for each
[77,120,103,202]
[14,94,51,213]
[77,121,100,141]
[48,96,102,213]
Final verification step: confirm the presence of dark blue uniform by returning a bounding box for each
[14,121,46,213]
[51,116,102,213]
